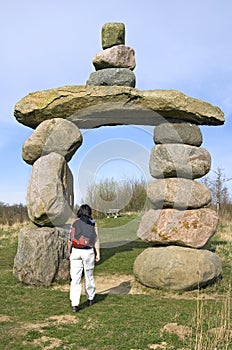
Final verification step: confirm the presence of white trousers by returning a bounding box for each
[69,247,96,307]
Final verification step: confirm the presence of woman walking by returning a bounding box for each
[69,204,100,312]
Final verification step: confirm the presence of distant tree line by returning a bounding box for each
[1,169,231,225]
[85,169,232,219]
[85,177,150,218]
[0,202,29,226]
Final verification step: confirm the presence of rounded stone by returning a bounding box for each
[154,122,203,146]
[147,178,212,209]
[92,45,136,71]
[149,144,211,179]
[133,246,222,291]
[86,68,136,87]
[102,22,125,49]
[27,152,74,227]
[137,208,218,248]
[22,118,83,164]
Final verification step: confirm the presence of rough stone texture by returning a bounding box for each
[133,246,222,291]
[154,122,203,146]
[13,223,70,286]
[27,152,74,227]
[149,144,211,179]
[14,86,225,129]
[93,45,136,71]
[147,178,212,209]
[102,22,125,49]
[22,118,83,165]
[86,68,136,87]
[137,208,218,248]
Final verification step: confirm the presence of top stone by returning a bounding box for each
[102,22,125,49]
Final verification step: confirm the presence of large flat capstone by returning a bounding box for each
[14,85,224,129]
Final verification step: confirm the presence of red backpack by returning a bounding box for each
[70,217,97,249]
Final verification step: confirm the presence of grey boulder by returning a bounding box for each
[22,118,82,164]
[154,122,203,146]
[137,208,218,248]
[147,178,212,209]
[13,224,70,286]
[149,144,211,179]
[133,246,222,291]
[86,68,136,87]
[27,152,74,227]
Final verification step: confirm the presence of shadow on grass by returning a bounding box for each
[79,279,134,310]
[78,294,108,311]
[97,239,151,266]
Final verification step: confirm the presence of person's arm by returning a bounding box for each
[94,224,100,262]
[68,223,74,258]
[67,239,72,257]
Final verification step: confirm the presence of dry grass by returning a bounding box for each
[190,217,232,349]
[217,219,232,242]
[191,286,231,349]
[0,221,28,233]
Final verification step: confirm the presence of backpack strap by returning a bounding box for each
[69,218,80,241]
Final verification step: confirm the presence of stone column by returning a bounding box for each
[134,121,222,291]
[86,22,136,87]
[13,118,83,286]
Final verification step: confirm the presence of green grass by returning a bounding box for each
[0,218,232,350]
[97,213,144,246]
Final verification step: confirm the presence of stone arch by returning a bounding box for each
[13,23,224,290]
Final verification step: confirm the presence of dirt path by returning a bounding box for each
[95,274,134,294]
[52,274,134,295]
[52,274,222,300]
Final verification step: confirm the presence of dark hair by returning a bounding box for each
[77,204,92,218]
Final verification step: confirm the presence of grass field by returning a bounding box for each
[0,215,232,350]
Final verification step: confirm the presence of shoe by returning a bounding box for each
[72,306,79,312]
[87,299,95,306]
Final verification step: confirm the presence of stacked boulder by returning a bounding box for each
[86,22,136,87]
[133,121,222,291]
[13,118,83,286]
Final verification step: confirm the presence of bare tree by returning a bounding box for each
[201,167,232,216]
[85,177,148,217]
[0,202,29,225]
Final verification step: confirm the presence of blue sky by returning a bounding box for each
[0,0,232,205]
